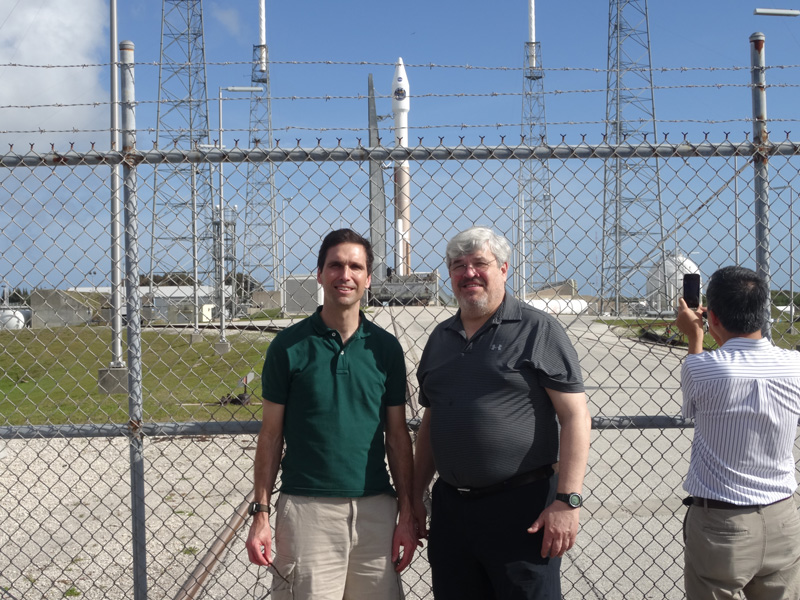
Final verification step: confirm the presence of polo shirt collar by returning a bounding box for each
[493,293,523,324]
[309,306,371,341]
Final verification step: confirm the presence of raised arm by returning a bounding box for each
[675,297,706,355]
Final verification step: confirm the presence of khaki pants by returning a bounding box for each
[270,493,404,600]
[683,496,800,600]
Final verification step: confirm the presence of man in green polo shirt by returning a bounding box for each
[245,229,416,599]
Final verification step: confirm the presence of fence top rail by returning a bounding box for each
[1,140,799,167]
[0,416,694,441]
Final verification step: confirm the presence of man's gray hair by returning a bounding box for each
[445,226,511,268]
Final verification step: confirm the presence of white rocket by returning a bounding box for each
[258,0,267,71]
[392,57,411,277]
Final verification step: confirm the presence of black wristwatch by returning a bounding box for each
[248,501,271,516]
[555,493,583,509]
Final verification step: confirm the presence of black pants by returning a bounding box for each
[427,472,561,600]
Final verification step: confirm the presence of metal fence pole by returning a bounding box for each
[109,0,124,368]
[96,0,128,394]
[120,39,149,600]
[751,31,772,338]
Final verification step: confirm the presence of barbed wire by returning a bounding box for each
[1,116,791,138]
[4,134,800,161]
[0,60,794,73]
[1,81,797,113]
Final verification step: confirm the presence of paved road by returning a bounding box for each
[370,305,687,418]
[240,303,693,597]
[370,304,692,598]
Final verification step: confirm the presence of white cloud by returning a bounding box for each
[0,0,108,150]
[209,3,242,39]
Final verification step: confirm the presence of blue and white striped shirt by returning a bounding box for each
[682,337,800,505]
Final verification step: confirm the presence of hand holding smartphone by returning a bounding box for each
[682,273,701,309]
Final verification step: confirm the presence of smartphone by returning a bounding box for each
[683,273,701,309]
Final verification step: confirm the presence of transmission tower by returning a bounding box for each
[600,0,667,315]
[148,0,215,308]
[516,2,557,299]
[241,10,279,299]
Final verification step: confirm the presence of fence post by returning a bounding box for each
[109,0,125,370]
[97,0,128,394]
[751,31,772,338]
[120,39,149,600]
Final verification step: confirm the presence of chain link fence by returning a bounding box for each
[2,39,800,598]
[2,137,799,599]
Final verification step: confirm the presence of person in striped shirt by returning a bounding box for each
[676,265,800,599]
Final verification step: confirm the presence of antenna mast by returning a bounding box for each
[242,0,279,301]
[517,0,557,298]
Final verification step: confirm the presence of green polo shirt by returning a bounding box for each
[262,308,406,497]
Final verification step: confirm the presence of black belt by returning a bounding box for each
[684,496,783,510]
[451,465,554,499]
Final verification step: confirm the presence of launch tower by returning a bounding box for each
[517,1,558,298]
[148,0,214,319]
[600,0,667,314]
[241,0,280,298]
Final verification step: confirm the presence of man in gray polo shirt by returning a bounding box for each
[412,226,591,599]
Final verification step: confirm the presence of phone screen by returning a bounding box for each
[683,274,701,309]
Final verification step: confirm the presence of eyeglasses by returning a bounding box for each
[449,260,495,275]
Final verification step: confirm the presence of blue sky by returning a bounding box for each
[115,1,800,145]
[2,1,800,294]
[3,1,800,149]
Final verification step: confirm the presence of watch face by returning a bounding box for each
[568,493,582,508]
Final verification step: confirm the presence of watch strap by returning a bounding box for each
[555,492,582,508]
[248,501,271,516]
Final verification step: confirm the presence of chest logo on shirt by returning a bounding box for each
[491,344,503,351]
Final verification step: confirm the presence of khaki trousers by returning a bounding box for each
[683,496,800,600]
[270,493,404,600]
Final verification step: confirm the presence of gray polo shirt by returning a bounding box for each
[417,293,585,488]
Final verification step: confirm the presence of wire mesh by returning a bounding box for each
[1,141,800,599]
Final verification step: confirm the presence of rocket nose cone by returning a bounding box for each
[392,56,410,110]
[393,58,408,84]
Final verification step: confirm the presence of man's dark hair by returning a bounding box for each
[316,229,374,273]
[706,265,769,334]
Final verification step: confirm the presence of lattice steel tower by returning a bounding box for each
[600,0,667,315]
[241,1,279,296]
[517,1,557,299]
[148,0,215,296]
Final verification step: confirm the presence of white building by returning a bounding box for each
[645,252,700,314]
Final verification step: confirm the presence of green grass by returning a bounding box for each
[247,307,283,320]
[599,317,800,351]
[0,326,269,426]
